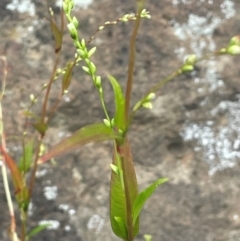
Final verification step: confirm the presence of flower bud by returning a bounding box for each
[142,102,153,109]
[220,48,227,54]
[95,76,101,88]
[67,22,78,40]
[30,94,35,102]
[103,119,111,127]
[184,54,197,65]
[229,35,240,47]
[227,45,240,55]
[72,16,79,28]
[89,61,96,74]
[77,49,86,58]
[146,92,156,101]
[62,2,69,13]
[82,66,90,75]
[88,47,97,58]
[182,65,194,72]
[111,118,115,126]
[81,39,86,48]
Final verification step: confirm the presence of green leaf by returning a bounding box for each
[0,146,25,192]
[0,147,29,208]
[62,61,74,94]
[19,140,34,174]
[132,178,168,225]
[108,75,125,131]
[120,138,139,238]
[49,14,62,53]
[110,144,127,240]
[27,224,50,240]
[39,123,121,163]
[114,217,127,239]
[110,139,139,240]
[32,122,48,136]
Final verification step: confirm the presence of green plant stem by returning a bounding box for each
[84,58,111,122]
[20,209,27,241]
[197,51,219,62]
[100,92,111,122]
[124,4,144,124]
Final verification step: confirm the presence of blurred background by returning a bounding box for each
[0,0,240,240]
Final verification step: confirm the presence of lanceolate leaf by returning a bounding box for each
[110,138,139,240]
[132,178,168,225]
[0,147,29,208]
[110,143,127,239]
[108,75,125,131]
[39,123,121,163]
[0,147,25,192]
[120,138,139,238]
[32,122,48,136]
[27,223,50,240]
[19,140,34,174]
[49,14,62,53]
[62,61,74,94]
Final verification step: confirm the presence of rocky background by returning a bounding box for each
[0,0,240,241]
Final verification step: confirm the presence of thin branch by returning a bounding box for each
[126,50,222,130]
[0,56,19,241]
[41,52,61,125]
[124,4,144,125]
